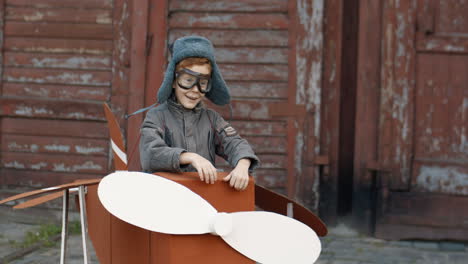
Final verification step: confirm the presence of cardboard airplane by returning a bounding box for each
[0,103,327,264]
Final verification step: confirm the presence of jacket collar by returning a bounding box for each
[167,96,204,118]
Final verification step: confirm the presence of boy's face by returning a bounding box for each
[173,64,211,109]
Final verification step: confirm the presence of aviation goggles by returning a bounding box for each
[175,68,212,94]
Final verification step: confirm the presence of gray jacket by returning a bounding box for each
[140,98,259,173]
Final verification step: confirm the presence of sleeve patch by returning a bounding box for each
[224,126,238,137]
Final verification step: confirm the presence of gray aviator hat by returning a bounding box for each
[157,36,231,105]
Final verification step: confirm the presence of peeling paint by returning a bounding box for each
[236,102,268,119]
[52,161,102,172]
[45,144,70,152]
[30,57,110,69]
[445,45,465,52]
[4,161,26,169]
[75,146,105,155]
[6,72,109,86]
[14,106,33,116]
[96,13,112,24]
[417,165,468,195]
[295,128,303,176]
[31,162,47,170]
[22,47,107,55]
[23,12,44,21]
[8,142,39,152]
[66,112,86,119]
[14,106,54,116]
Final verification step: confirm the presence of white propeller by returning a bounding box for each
[98,171,321,264]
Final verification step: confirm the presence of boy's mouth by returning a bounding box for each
[186,95,200,101]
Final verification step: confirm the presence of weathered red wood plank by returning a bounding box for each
[1,152,108,174]
[416,35,468,54]
[169,0,288,12]
[0,0,5,96]
[4,37,113,55]
[378,0,416,189]
[169,29,288,47]
[353,0,384,232]
[0,98,105,121]
[438,0,468,34]
[230,120,287,136]
[1,117,108,138]
[207,99,278,120]
[244,136,286,154]
[144,0,167,107]
[126,0,149,171]
[4,52,111,70]
[6,7,112,24]
[109,0,131,127]
[227,81,288,99]
[169,13,288,30]
[219,64,288,81]
[292,0,325,203]
[413,54,450,161]
[3,68,111,86]
[0,168,105,187]
[319,0,345,223]
[6,0,113,9]
[378,192,468,228]
[215,47,288,64]
[2,134,108,156]
[4,22,113,39]
[3,83,109,101]
[255,169,287,188]
[411,162,468,195]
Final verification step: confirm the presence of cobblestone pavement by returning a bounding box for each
[1,206,467,263]
[317,224,468,264]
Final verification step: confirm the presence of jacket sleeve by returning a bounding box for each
[139,109,186,173]
[210,111,260,171]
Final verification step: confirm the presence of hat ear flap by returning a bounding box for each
[206,62,230,105]
[157,59,177,104]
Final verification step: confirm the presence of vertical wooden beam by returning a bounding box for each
[319,0,344,224]
[0,0,4,97]
[126,0,150,171]
[145,0,168,106]
[294,0,325,212]
[378,0,416,190]
[337,0,359,217]
[110,0,132,160]
[353,0,383,233]
[0,0,5,184]
[111,2,151,263]
[286,0,298,199]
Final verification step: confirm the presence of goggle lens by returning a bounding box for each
[175,69,211,93]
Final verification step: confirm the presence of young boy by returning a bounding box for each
[140,36,259,191]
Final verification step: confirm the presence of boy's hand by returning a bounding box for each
[180,152,217,184]
[223,159,251,191]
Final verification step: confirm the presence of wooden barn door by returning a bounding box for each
[356,0,468,240]
[0,0,130,191]
[142,0,325,210]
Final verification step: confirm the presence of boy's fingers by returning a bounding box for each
[196,167,204,182]
[241,178,248,190]
[235,177,244,190]
[203,168,210,184]
[223,173,232,181]
[230,175,237,187]
[209,168,214,184]
[212,168,217,184]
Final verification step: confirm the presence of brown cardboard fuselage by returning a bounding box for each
[86,171,255,264]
